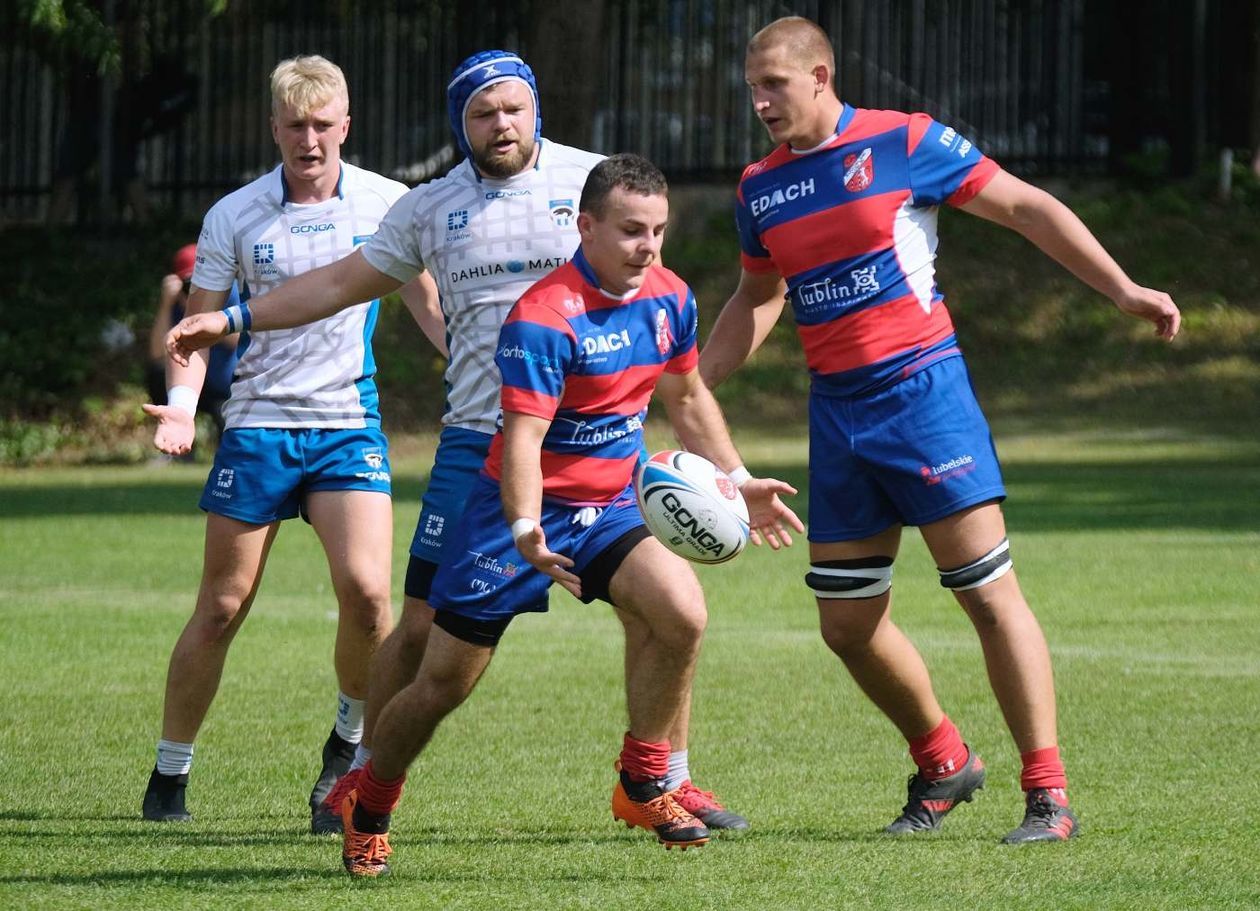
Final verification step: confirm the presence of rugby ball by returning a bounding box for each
[635,450,750,564]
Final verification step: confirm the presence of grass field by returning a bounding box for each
[1,426,1258,910]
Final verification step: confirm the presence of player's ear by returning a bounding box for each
[813,64,831,94]
[577,211,594,240]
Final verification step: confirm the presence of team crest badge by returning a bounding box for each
[843,148,874,192]
[549,199,575,227]
[655,309,672,355]
[253,243,275,265]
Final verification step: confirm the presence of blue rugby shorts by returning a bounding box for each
[199,426,391,524]
[807,355,1006,542]
[428,476,645,623]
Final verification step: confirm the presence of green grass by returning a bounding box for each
[1,426,1258,909]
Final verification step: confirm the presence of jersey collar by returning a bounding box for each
[278,164,346,205]
[787,104,855,156]
[573,246,643,302]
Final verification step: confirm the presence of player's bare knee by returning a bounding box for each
[396,599,435,658]
[653,589,707,651]
[337,578,393,633]
[817,609,882,657]
[193,583,252,638]
[808,557,893,655]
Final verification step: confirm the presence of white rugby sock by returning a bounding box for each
[334,692,365,744]
[156,739,194,777]
[664,749,690,791]
[349,743,372,772]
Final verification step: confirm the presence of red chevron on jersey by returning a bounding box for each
[735,104,999,397]
[487,249,699,504]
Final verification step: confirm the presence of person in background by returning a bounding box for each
[146,243,238,446]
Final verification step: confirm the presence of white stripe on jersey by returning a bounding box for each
[194,163,409,429]
[362,140,604,435]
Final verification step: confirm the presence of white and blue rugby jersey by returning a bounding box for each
[362,140,603,435]
[193,162,409,429]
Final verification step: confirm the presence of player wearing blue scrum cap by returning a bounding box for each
[168,50,752,854]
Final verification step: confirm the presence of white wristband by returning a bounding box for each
[727,465,752,487]
[222,301,251,334]
[167,385,198,417]
[510,518,538,543]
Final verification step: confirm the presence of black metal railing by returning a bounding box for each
[0,0,1241,224]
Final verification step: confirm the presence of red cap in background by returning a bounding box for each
[172,244,197,280]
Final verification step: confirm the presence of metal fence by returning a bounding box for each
[0,0,1241,224]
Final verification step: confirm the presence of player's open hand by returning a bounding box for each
[141,403,196,455]
[166,312,230,366]
[1114,285,1181,341]
[514,526,582,598]
[739,477,805,550]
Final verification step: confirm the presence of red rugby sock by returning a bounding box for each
[619,732,671,783]
[1020,746,1068,797]
[907,716,970,781]
[356,760,406,816]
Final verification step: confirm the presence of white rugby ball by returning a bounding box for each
[635,450,750,564]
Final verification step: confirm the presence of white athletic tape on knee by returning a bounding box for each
[806,559,893,599]
[938,537,1013,591]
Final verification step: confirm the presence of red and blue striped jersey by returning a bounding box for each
[735,105,999,397]
[485,248,699,504]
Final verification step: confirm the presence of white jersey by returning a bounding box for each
[193,162,409,429]
[362,139,603,434]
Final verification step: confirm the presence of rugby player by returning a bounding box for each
[332,153,801,874]
[141,56,431,826]
[700,16,1180,844]
[168,52,755,836]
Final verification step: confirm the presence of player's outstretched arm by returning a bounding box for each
[500,411,581,597]
[960,170,1180,341]
[166,249,406,363]
[698,269,788,390]
[656,369,804,549]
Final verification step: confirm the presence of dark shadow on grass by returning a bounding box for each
[0,828,957,890]
[3,453,1254,534]
[0,476,430,519]
[743,456,1258,534]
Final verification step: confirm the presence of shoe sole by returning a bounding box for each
[612,813,710,849]
[343,861,390,877]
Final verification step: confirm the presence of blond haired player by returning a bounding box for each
[141,55,434,828]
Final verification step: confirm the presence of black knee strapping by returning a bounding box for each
[806,556,894,599]
[938,537,1013,591]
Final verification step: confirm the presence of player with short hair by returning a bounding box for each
[701,17,1181,844]
[140,54,428,828]
[332,152,802,875]
[168,50,753,837]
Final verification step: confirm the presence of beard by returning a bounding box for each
[472,134,536,178]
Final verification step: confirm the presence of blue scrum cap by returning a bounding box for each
[446,50,542,163]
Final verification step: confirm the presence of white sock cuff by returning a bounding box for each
[156,739,195,776]
[664,749,690,792]
[335,692,365,744]
[350,743,372,772]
